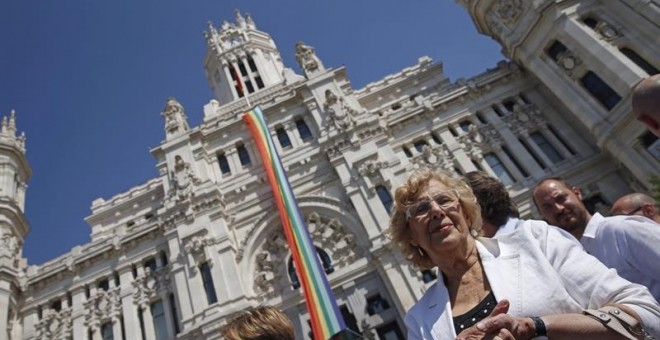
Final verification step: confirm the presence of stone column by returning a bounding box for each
[484,108,545,178]
[166,237,192,328]
[0,281,10,340]
[118,266,140,339]
[222,62,239,99]
[518,131,553,169]
[160,293,176,337]
[70,286,87,340]
[21,307,38,340]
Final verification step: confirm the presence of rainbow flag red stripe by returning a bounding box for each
[243,106,346,339]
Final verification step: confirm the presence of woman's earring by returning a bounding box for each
[417,247,425,257]
[470,229,478,238]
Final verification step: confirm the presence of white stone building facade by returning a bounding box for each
[1,2,658,339]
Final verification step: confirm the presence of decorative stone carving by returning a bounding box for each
[503,103,547,133]
[555,50,583,78]
[295,41,325,77]
[35,308,72,340]
[169,155,201,203]
[457,128,484,160]
[183,235,215,255]
[84,288,121,330]
[323,89,356,131]
[595,21,621,41]
[251,213,359,300]
[161,97,190,137]
[410,145,453,173]
[357,160,388,178]
[0,232,19,259]
[132,274,157,309]
[491,0,523,25]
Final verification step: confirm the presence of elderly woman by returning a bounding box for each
[389,170,660,339]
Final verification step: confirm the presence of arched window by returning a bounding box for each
[376,185,393,213]
[295,118,313,141]
[237,143,251,166]
[217,153,231,174]
[276,126,292,148]
[288,247,334,289]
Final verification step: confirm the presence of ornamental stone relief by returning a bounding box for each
[595,21,621,42]
[252,212,359,301]
[323,89,356,132]
[84,288,121,330]
[357,159,389,179]
[133,272,159,309]
[555,50,583,78]
[168,155,201,203]
[410,144,454,174]
[502,103,546,134]
[490,0,523,25]
[35,308,72,340]
[161,97,190,137]
[0,232,20,259]
[295,41,325,77]
[457,128,485,160]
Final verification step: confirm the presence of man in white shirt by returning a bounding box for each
[610,192,660,223]
[533,177,660,301]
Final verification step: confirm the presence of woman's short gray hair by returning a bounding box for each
[387,170,482,270]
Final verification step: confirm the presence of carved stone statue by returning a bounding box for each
[161,98,190,137]
[169,155,200,202]
[323,89,355,131]
[295,41,325,77]
[0,232,19,258]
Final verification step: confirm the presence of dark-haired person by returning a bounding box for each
[533,177,660,301]
[464,171,519,237]
[390,170,659,339]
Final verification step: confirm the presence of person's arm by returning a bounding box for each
[457,300,642,340]
[475,306,641,340]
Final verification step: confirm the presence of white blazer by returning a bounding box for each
[404,219,660,339]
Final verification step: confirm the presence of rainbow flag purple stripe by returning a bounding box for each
[243,106,346,339]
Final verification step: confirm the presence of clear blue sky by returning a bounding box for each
[0,1,504,265]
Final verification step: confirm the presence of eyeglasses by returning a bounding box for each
[406,192,459,221]
[624,206,643,216]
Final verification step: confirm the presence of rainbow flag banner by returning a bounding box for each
[243,106,348,339]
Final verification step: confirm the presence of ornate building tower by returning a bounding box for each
[203,10,300,105]
[457,0,660,188]
[0,110,31,340]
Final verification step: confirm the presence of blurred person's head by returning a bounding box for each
[611,193,660,223]
[222,306,294,340]
[464,171,518,237]
[632,74,660,137]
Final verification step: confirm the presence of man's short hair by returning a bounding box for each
[465,171,519,227]
[532,176,571,210]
